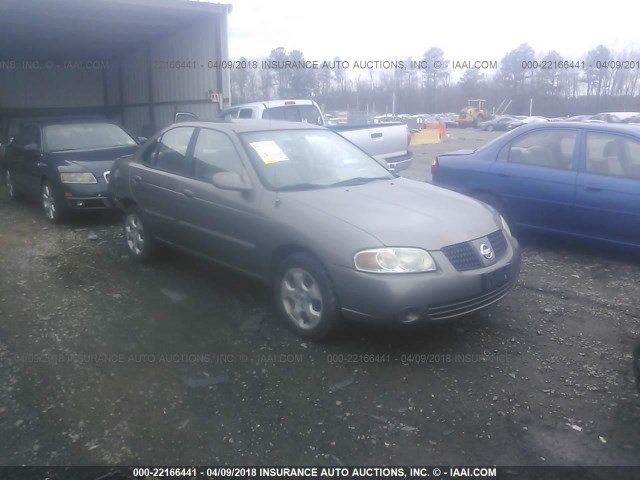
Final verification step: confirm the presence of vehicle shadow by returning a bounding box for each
[329,311,497,351]
[515,230,640,266]
[145,244,499,352]
[0,187,121,227]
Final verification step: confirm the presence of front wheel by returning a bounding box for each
[124,206,155,263]
[42,180,67,224]
[274,253,340,341]
[487,124,495,131]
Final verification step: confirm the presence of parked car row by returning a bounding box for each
[479,115,550,131]
[478,111,640,132]
[2,116,521,340]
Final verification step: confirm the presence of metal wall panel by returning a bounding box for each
[121,48,149,105]
[104,62,121,107]
[0,67,103,108]
[151,18,221,104]
[123,106,151,138]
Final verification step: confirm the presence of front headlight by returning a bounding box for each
[354,248,437,273]
[500,215,512,238]
[60,172,98,184]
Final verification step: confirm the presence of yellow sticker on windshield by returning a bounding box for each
[249,141,290,164]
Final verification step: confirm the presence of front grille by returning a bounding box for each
[487,230,507,259]
[441,230,509,272]
[441,242,482,271]
[427,278,516,320]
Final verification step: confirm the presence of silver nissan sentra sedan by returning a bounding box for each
[109,120,521,340]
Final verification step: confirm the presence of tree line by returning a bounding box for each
[230,44,640,117]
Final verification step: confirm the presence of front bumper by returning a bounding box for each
[328,235,521,323]
[385,151,413,172]
[59,182,114,210]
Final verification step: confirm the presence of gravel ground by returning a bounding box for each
[0,129,638,466]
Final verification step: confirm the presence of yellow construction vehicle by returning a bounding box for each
[457,99,489,127]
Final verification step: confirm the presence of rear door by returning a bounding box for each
[129,126,195,243]
[490,127,579,231]
[574,130,640,246]
[179,127,262,273]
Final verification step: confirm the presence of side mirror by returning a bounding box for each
[212,171,252,192]
[24,143,39,152]
[137,136,148,144]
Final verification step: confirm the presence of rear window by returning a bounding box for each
[262,105,323,125]
[238,108,254,119]
[44,123,136,152]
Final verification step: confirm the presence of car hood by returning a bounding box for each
[50,146,139,175]
[282,177,501,250]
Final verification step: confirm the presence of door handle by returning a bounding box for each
[496,173,510,177]
[183,189,195,198]
[132,175,142,184]
[371,132,383,139]
[584,186,603,192]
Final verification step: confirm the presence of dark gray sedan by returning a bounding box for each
[3,120,140,223]
[109,121,521,340]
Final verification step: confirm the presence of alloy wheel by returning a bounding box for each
[280,267,324,330]
[6,171,15,198]
[125,213,145,257]
[42,183,56,220]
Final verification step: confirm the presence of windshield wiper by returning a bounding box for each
[328,176,391,187]
[275,183,328,191]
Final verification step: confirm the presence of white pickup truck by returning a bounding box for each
[214,99,413,172]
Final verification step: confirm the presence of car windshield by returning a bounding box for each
[239,129,394,191]
[44,123,137,152]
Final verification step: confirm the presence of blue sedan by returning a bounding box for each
[431,122,640,248]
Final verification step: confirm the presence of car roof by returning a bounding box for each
[224,99,318,110]
[171,119,326,133]
[23,118,118,127]
[597,111,640,118]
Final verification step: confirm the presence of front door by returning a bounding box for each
[491,127,579,233]
[179,127,262,273]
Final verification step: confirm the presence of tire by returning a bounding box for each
[487,124,495,131]
[5,170,20,200]
[123,205,155,263]
[474,115,484,128]
[42,180,67,224]
[274,252,340,341]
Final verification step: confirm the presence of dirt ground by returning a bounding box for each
[0,129,638,466]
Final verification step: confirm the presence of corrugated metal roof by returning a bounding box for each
[0,0,231,59]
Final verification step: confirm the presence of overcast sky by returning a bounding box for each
[227,0,640,63]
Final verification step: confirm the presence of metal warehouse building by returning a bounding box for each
[0,0,231,137]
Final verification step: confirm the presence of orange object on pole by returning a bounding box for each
[425,122,447,139]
